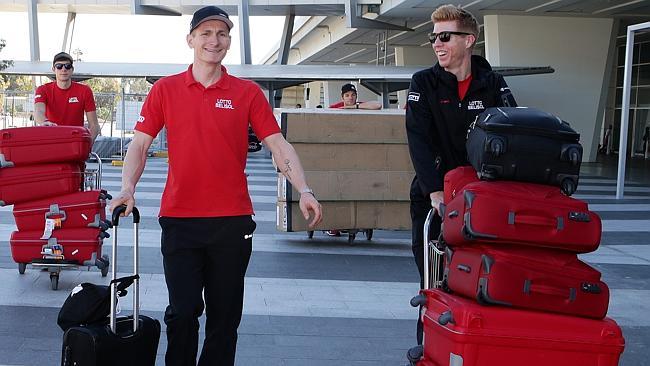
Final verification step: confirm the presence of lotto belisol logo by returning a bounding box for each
[407,92,420,102]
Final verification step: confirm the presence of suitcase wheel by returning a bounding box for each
[50,274,59,291]
[307,230,314,239]
[561,178,577,196]
[18,263,26,274]
[364,229,373,241]
[406,345,423,364]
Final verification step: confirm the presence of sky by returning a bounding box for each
[0,11,287,65]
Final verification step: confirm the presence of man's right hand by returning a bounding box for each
[429,191,444,216]
[109,189,136,217]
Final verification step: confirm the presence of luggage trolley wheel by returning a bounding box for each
[347,230,357,245]
[50,273,59,291]
[99,255,110,277]
[307,230,314,239]
[18,263,27,274]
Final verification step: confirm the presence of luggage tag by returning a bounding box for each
[40,218,60,239]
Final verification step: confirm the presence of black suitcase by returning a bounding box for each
[61,206,161,366]
[466,107,582,195]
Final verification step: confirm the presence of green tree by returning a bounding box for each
[1,75,34,92]
[84,77,120,94]
[124,77,151,94]
[0,39,12,73]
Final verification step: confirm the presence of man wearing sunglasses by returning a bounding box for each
[405,4,517,348]
[33,52,100,141]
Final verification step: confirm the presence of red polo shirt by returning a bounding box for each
[34,81,96,126]
[135,65,280,218]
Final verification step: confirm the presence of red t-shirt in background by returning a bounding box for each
[457,75,473,101]
[135,65,281,218]
[34,82,96,126]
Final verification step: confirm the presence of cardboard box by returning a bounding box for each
[278,171,413,202]
[281,110,407,144]
[277,201,411,232]
[293,143,414,171]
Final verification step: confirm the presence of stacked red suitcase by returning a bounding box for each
[0,126,111,290]
[408,108,625,365]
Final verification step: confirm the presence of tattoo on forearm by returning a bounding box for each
[283,159,293,180]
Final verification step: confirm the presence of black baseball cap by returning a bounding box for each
[190,6,234,33]
[53,52,73,66]
[341,83,357,95]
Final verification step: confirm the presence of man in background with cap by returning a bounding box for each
[34,52,100,141]
[329,83,382,110]
[325,83,381,237]
[109,5,322,366]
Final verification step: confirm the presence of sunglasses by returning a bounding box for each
[428,31,473,43]
[54,63,73,70]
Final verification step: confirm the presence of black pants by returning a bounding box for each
[159,216,256,366]
[410,197,441,345]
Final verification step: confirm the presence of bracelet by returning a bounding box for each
[299,188,315,197]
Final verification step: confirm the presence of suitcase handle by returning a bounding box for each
[508,212,562,230]
[524,280,576,302]
[110,205,141,334]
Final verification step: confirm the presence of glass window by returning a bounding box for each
[639,65,650,86]
[617,67,624,87]
[641,42,650,64]
[615,88,638,108]
[635,87,650,108]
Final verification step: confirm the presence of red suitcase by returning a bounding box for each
[0,163,82,206]
[443,245,609,318]
[442,180,601,253]
[417,289,624,366]
[12,190,111,231]
[443,166,479,204]
[0,126,91,168]
[10,228,106,265]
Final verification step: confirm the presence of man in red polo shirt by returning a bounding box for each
[109,6,322,366]
[33,52,100,141]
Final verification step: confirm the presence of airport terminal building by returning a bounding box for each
[1,0,650,162]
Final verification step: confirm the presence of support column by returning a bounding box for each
[273,11,296,107]
[27,0,40,61]
[62,12,77,53]
[238,0,251,65]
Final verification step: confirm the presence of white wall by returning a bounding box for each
[394,45,435,108]
[484,15,614,162]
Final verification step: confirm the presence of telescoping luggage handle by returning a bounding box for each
[423,207,445,290]
[110,205,140,334]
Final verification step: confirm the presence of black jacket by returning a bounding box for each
[406,55,517,199]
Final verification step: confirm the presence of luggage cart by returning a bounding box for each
[306,229,374,244]
[406,208,445,365]
[19,152,111,290]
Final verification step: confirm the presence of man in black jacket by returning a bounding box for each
[405,4,517,344]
